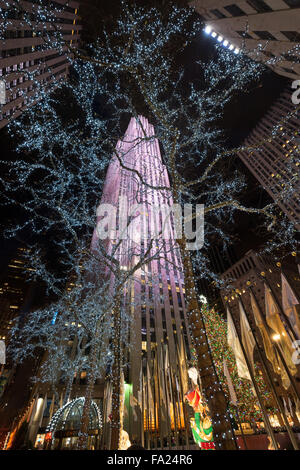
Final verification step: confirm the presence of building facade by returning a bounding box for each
[237,87,300,230]
[220,249,300,322]
[0,246,40,450]
[0,0,81,129]
[0,246,39,351]
[190,0,300,79]
[91,116,193,449]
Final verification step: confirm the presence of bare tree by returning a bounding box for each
[1,2,299,450]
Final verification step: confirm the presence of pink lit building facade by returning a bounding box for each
[92,116,193,448]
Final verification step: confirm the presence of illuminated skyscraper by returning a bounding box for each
[91,116,193,448]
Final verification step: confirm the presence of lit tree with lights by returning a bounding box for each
[0,1,299,450]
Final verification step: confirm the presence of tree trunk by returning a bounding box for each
[77,341,98,450]
[178,238,237,450]
[110,294,122,449]
[63,373,74,406]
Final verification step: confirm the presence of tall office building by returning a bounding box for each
[0,246,40,450]
[0,0,81,129]
[238,87,300,230]
[220,249,300,321]
[190,0,300,79]
[0,246,35,346]
[91,116,193,448]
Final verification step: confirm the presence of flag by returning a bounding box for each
[265,283,297,377]
[281,273,300,339]
[105,381,112,422]
[0,340,5,364]
[137,364,143,411]
[283,397,291,418]
[146,362,155,429]
[250,291,290,390]
[223,359,238,406]
[164,346,173,404]
[296,399,300,422]
[288,397,294,419]
[158,346,169,435]
[227,307,250,380]
[239,301,255,373]
[177,334,189,395]
[164,346,174,426]
[129,394,138,422]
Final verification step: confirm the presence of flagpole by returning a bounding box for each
[239,296,299,450]
[147,363,151,449]
[141,366,145,448]
[168,362,180,448]
[166,346,179,447]
[100,383,107,449]
[227,303,279,450]
[250,287,300,403]
[150,363,158,449]
[104,380,111,450]
[161,344,172,449]
[151,355,158,449]
[223,357,248,450]
[154,344,163,448]
[174,373,183,445]
[146,363,150,449]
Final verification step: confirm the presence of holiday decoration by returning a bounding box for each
[185,385,215,450]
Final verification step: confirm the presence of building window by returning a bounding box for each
[223,4,246,17]
[282,0,300,8]
[210,9,227,18]
[253,31,277,40]
[281,31,300,42]
[246,0,272,12]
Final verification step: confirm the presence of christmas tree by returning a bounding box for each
[201,303,277,424]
